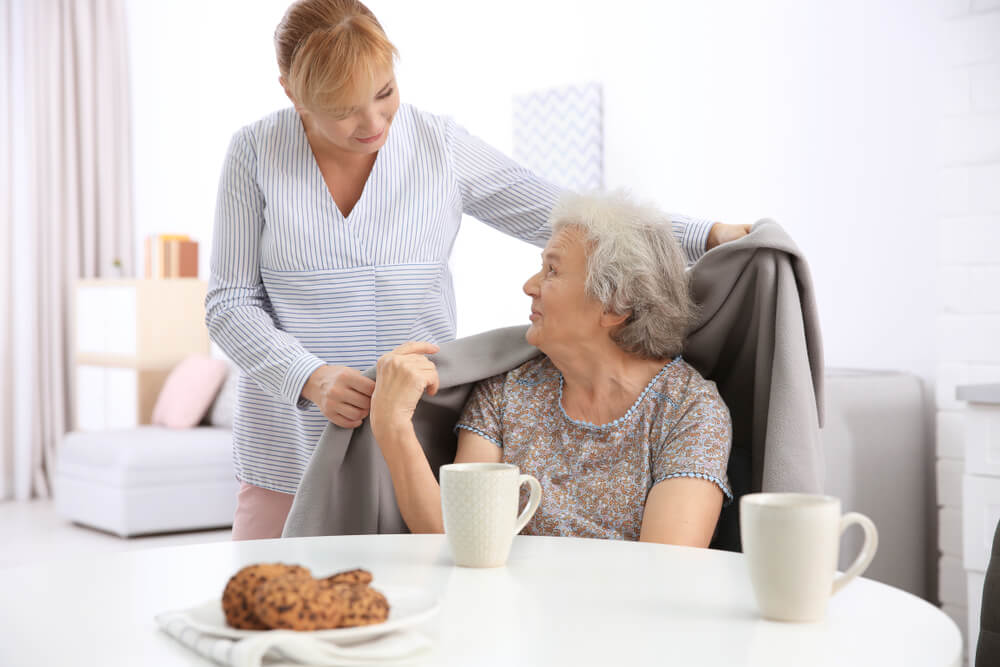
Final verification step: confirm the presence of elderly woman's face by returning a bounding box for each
[523,226,607,352]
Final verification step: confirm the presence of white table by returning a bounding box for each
[0,534,961,666]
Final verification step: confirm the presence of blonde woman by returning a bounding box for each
[207,0,748,540]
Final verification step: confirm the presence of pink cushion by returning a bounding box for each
[152,355,229,429]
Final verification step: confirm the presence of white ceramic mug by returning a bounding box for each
[740,493,878,622]
[440,463,542,568]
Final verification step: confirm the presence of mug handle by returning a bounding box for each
[513,474,542,535]
[831,512,879,595]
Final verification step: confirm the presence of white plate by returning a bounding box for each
[180,586,440,643]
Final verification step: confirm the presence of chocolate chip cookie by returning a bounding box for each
[253,573,347,631]
[323,568,373,586]
[221,563,311,630]
[322,581,390,627]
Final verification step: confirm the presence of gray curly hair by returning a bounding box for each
[550,190,697,360]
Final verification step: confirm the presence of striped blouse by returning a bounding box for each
[206,103,716,494]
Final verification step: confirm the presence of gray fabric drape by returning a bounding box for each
[0,0,134,500]
[684,218,825,550]
[284,326,539,538]
[284,220,824,546]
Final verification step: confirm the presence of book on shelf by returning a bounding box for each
[144,234,198,279]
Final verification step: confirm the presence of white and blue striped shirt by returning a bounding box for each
[207,103,715,494]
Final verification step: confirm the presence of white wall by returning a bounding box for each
[932,0,1000,655]
[125,1,289,272]
[126,0,943,376]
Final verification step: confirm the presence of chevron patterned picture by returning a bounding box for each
[512,82,603,190]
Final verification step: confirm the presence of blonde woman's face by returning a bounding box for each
[295,67,400,155]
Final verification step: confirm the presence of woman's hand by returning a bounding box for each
[302,365,376,429]
[370,342,441,443]
[706,223,752,250]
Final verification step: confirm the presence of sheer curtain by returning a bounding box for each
[1,0,134,501]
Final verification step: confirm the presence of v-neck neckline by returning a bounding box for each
[297,113,390,223]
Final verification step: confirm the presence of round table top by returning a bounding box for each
[0,534,961,666]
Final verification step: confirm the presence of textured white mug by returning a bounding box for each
[440,463,542,568]
[740,493,878,622]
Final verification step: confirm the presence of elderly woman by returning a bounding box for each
[369,191,732,547]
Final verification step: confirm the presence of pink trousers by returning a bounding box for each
[231,482,295,541]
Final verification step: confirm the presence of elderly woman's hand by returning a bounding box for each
[706,223,752,250]
[370,342,441,442]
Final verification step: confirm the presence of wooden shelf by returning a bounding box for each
[74,354,176,370]
[73,279,210,429]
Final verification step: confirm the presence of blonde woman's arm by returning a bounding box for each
[205,127,326,410]
[437,111,720,262]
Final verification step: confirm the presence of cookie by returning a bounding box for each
[253,573,346,631]
[323,568,373,586]
[221,563,311,630]
[322,581,390,627]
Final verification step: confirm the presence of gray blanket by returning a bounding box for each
[685,219,824,549]
[283,219,824,550]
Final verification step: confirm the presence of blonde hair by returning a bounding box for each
[550,190,697,360]
[275,0,398,115]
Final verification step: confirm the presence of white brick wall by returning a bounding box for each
[937,363,1000,411]
[937,3,1000,664]
[971,63,1000,111]
[942,507,964,557]
[938,216,1000,264]
[966,164,1000,209]
[938,459,965,508]
[939,115,1000,164]
[942,555,969,606]
[938,266,1000,314]
[938,412,967,460]
[973,0,1000,13]
[942,11,1000,65]
[939,315,1000,362]
[943,67,974,116]
[942,0,972,19]
[941,164,1000,214]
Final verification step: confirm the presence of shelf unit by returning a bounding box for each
[73,279,210,430]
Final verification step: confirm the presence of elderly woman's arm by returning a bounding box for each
[640,381,733,548]
[639,479,724,548]
[369,343,501,534]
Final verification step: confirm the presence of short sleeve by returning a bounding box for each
[454,372,507,448]
[653,381,734,506]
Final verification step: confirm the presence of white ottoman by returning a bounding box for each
[54,426,239,537]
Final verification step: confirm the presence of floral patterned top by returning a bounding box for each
[454,355,733,541]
